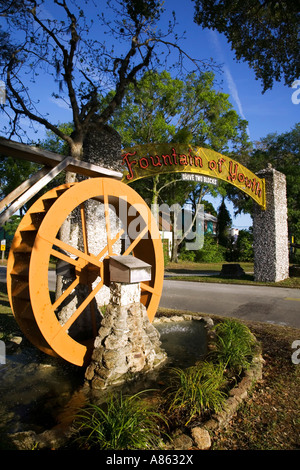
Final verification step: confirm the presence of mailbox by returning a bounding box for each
[109,255,152,284]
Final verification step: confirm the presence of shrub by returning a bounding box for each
[195,235,226,263]
[210,319,256,374]
[75,391,167,450]
[166,361,227,425]
[178,249,196,262]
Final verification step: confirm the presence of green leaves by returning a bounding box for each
[110,69,249,152]
[193,0,299,92]
[210,319,257,374]
[167,362,227,425]
[75,391,167,450]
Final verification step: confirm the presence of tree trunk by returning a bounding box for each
[55,124,122,338]
[55,135,84,303]
[171,235,179,263]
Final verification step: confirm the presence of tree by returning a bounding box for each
[0,0,211,177]
[235,229,254,262]
[111,70,249,152]
[250,123,300,243]
[0,155,40,215]
[226,123,300,250]
[109,69,250,260]
[193,0,299,92]
[216,197,232,248]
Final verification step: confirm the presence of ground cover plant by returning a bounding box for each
[74,391,167,450]
[209,319,257,374]
[210,319,300,450]
[165,361,228,426]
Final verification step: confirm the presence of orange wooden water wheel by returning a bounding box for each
[7,178,164,366]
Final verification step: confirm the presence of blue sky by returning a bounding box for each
[1,0,299,229]
[161,0,299,229]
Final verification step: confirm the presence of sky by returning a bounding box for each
[1,0,299,230]
[160,1,299,229]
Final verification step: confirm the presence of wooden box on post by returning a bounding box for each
[109,255,151,284]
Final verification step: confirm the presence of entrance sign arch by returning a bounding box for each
[121,144,289,283]
[121,143,266,210]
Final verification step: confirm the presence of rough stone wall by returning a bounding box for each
[82,123,123,172]
[58,125,123,332]
[253,165,289,282]
[85,282,167,389]
[81,124,123,306]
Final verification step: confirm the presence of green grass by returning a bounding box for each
[165,260,254,273]
[165,260,300,288]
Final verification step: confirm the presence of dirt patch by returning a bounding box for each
[211,320,300,450]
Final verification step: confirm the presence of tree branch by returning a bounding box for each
[27,3,81,132]
[6,52,73,147]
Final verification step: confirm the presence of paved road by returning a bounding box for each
[1,266,299,329]
[160,279,300,329]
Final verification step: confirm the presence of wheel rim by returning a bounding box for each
[7,178,164,366]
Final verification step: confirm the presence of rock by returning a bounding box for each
[191,427,211,450]
[85,282,167,389]
[10,336,23,345]
[10,431,37,450]
[220,263,245,278]
[172,433,193,450]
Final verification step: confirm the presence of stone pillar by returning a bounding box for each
[253,165,289,282]
[82,122,123,172]
[57,125,123,331]
[85,282,167,389]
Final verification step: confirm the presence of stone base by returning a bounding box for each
[85,283,167,389]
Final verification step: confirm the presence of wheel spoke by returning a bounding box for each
[95,228,125,260]
[103,192,113,255]
[80,203,89,254]
[140,282,155,294]
[123,226,148,255]
[112,228,125,245]
[52,277,80,311]
[50,247,79,267]
[48,237,102,267]
[55,279,104,337]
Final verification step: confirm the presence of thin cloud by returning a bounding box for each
[209,30,250,137]
[49,96,71,111]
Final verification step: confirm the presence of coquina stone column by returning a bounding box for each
[253,164,289,282]
[85,282,167,389]
[58,124,123,334]
[82,123,123,173]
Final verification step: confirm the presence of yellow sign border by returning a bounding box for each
[121,144,266,210]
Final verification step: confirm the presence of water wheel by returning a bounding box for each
[7,178,164,366]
